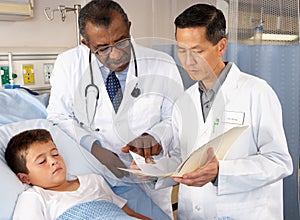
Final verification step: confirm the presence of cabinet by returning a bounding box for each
[0,0,34,21]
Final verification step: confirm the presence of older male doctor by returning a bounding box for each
[171,4,293,220]
[47,0,183,219]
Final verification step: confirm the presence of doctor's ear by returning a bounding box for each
[217,38,227,56]
[17,173,31,185]
[81,39,91,49]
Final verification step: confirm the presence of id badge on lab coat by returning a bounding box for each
[222,111,245,125]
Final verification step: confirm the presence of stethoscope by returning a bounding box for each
[84,42,141,129]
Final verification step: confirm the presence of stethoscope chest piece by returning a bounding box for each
[131,84,141,98]
[86,43,141,129]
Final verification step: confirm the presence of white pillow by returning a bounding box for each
[0,119,113,220]
[0,89,48,126]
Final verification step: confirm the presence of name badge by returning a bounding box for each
[222,111,245,125]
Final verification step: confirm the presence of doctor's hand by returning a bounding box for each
[91,142,128,178]
[173,147,219,187]
[121,134,162,163]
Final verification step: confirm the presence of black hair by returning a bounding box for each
[174,4,226,45]
[5,129,53,174]
[79,0,129,41]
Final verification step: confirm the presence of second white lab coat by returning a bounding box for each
[172,63,293,220]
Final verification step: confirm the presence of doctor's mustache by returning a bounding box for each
[105,53,131,67]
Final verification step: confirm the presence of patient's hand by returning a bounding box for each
[122,205,152,220]
[91,142,128,178]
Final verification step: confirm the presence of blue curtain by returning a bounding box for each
[225,43,300,219]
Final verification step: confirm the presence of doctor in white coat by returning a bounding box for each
[47,0,183,219]
[171,4,293,220]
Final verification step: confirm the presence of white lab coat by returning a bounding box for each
[47,43,183,218]
[172,63,293,220]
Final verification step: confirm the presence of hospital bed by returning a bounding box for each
[0,88,169,220]
[0,88,235,220]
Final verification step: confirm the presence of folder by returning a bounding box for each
[119,126,248,177]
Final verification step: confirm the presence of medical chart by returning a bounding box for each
[119,126,248,177]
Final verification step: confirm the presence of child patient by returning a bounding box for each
[5,129,151,220]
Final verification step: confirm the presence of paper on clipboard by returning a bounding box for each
[119,126,248,177]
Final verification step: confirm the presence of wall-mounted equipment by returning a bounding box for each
[226,0,299,44]
[44,4,81,46]
[0,49,63,93]
[22,64,34,85]
[0,0,34,21]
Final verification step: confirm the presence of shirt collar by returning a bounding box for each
[96,58,128,80]
[198,62,232,95]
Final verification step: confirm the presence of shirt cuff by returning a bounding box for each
[144,130,164,158]
[80,135,99,152]
[144,130,161,146]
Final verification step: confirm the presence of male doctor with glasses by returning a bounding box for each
[47,0,183,219]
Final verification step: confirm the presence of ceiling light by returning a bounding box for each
[250,33,298,41]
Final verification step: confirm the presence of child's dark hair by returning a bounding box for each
[5,129,53,174]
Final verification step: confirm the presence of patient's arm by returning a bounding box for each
[122,205,151,220]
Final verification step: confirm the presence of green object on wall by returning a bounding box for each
[0,66,17,85]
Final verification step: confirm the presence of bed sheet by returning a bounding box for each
[56,201,138,220]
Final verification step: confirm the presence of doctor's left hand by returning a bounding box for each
[91,142,128,178]
[173,147,219,187]
[121,134,162,163]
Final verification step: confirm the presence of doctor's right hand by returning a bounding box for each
[121,134,162,163]
[91,142,128,178]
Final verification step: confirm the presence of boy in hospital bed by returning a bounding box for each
[5,129,151,220]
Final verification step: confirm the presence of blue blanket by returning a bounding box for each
[56,201,138,220]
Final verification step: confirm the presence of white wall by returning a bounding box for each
[1,0,160,49]
[0,0,84,49]
[0,0,227,49]
[0,0,227,90]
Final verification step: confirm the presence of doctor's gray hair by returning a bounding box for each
[174,4,226,45]
[79,0,130,41]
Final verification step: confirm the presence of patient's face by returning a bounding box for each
[24,141,67,190]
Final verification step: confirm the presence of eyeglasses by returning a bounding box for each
[93,38,131,56]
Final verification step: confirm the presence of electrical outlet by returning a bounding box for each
[43,63,54,84]
[22,64,35,84]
